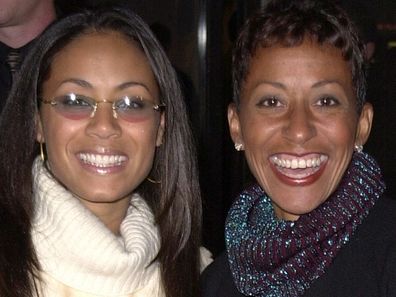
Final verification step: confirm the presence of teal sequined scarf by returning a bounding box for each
[225,152,385,297]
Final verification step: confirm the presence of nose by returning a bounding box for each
[86,103,121,139]
[282,104,316,145]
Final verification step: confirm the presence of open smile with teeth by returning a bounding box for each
[270,154,328,179]
[78,153,127,167]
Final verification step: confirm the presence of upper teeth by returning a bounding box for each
[272,155,327,169]
[78,153,127,167]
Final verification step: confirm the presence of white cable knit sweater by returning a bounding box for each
[31,158,164,297]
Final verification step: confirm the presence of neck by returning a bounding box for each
[0,2,55,48]
[80,197,132,235]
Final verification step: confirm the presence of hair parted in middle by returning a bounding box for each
[0,7,201,297]
[232,0,367,113]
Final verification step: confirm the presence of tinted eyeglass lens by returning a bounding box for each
[53,94,94,120]
[50,94,159,122]
[114,96,154,122]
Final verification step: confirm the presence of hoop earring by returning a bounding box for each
[354,144,363,153]
[40,142,45,161]
[147,177,161,184]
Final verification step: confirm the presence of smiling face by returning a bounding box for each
[36,31,164,219]
[229,39,373,221]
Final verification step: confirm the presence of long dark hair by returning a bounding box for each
[0,8,201,297]
[233,0,366,113]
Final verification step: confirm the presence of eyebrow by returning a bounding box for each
[254,79,344,90]
[59,78,152,92]
[253,80,286,90]
[311,79,344,89]
[117,81,151,92]
[60,78,92,88]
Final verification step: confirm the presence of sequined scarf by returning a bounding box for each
[225,152,385,297]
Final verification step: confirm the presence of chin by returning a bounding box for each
[275,201,323,221]
[76,191,130,204]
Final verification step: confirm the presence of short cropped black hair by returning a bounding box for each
[233,0,366,112]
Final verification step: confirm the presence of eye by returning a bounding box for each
[114,96,155,114]
[256,96,283,108]
[56,94,93,109]
[315,96,340,107]
[115,96,149,111]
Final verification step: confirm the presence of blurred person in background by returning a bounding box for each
[0,0,56,113]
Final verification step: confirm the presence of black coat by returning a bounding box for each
[200,195,396,297]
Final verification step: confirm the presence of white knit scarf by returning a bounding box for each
[31,157,162,295]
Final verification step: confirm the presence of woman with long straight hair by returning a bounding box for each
[0,7,205,297]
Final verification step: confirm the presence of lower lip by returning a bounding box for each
[270,160,327,186]
[78,158,127,175]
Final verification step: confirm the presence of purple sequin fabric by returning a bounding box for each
[225,152,385,297]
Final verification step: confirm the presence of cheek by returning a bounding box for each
[45,127,79,172]
[40,113,84,161]
[321,117,358,187]
[239,118,274,179]
[324,117,357,149]
[240,114,280,152]
[123,120,160,146]
[123,125,160,180]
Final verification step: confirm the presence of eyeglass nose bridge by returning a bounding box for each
[90,100,118,119]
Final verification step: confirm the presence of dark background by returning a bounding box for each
[55,0,396,255]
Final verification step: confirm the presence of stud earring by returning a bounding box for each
[40,142,45,161]
[354,144,363,153]
[234,143,244,151]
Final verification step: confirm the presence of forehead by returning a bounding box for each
[54,31,143,64]
[43,31,159,98]
[241,39,354,97]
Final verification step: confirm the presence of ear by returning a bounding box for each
[228,103,243,146]
[355,102,373,146]
[36,112,45,143]
[155,112,166,147]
